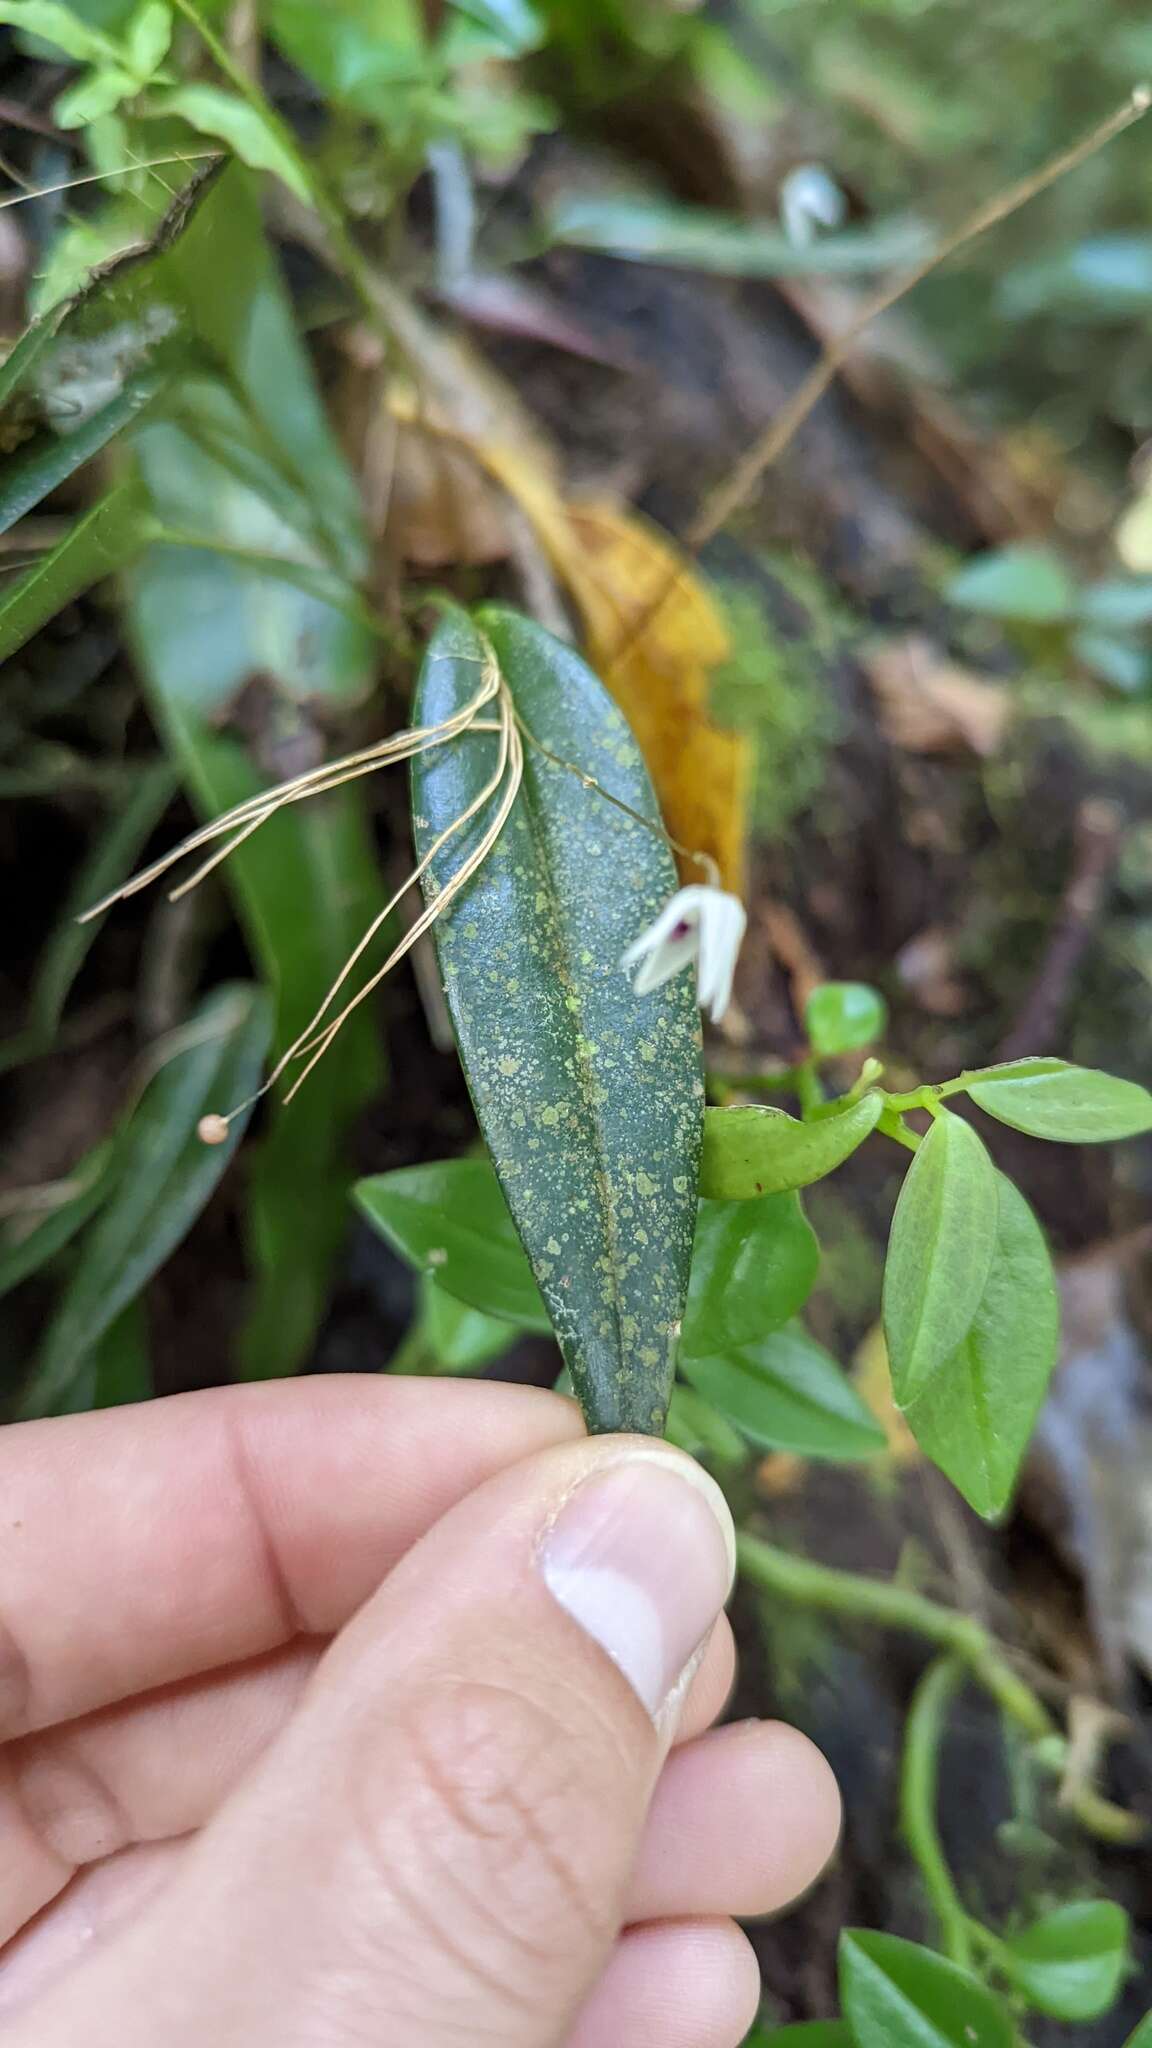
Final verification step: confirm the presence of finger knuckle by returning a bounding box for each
[358,1679,620,1970]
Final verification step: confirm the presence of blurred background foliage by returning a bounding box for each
[6,0,1152,2027]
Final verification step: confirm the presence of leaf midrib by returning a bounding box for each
[518,755,629,1369]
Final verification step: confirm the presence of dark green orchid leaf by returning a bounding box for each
[355,1157,551,1331]
[0,478,152,666]
[409,605,703,1434]
[18,983,270,1419]
[0,367,167,537]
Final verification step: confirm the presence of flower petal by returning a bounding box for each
[695,892,747,1024]
[620,886,704,971]
[631,929,700,996]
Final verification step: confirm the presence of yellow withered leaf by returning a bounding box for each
[380,387,750,892]
[558,502,750,895]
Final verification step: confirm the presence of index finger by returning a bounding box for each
[0,1375,582,1741]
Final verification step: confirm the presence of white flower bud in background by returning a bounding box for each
[779,163,847,248]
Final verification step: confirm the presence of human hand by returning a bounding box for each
[0,1378,839,2045]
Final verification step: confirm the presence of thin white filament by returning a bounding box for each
[281,705,523,1105]
[230,705,515,1118]
[80,656,500,920]
[0,152,220,213]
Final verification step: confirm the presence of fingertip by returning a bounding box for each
[674,1614,736,1743]
[569,1918,761,2048]
[752,1720,843,1895]
[628,1717,842,1924]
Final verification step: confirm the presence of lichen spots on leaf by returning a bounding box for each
[410,608,703,1435]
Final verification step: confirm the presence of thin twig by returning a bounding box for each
[281,712,524,1103]
[612,90,1151,667]
[80,659,499,920]
[996,797,1124,1061]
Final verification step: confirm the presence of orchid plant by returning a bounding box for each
[77,588,1152,2044]
[3,61,1152,2041]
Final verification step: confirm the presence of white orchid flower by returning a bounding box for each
[779,163,846,247]
[622,885,747,1025]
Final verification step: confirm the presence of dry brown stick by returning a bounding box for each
[612,89,1151,666]
[996,797,1125,1060]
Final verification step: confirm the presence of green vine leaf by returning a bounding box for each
[681,1324,885,1461]
[882,1110,998,1402]
[805,981,887,1057]
[421,1275,516,1373]
[356,1158,550,1331]
[0,1145,114,1301]
[840,1931,1013,2048]
[701,1093,881,1198]
[682,1194,818,1356]
[409,606,703,1434]
[147,84,313,202]
[902,1176,1058,1518]
[1003,1900,1129,2021]
[664,1386,746,1465]
[966,1059,1152,1141]
[0,0,122,65]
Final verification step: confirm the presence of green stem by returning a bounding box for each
[735,1530,1143,1842]
[882,1084,942,1114]
[169,0,417,372]
[149,528,396,642]
[968,1919,1013,1966]
[877,1109,921,1154]
[738,1531,1000,1679]
[900,1655,972,1966]
[170,0,316,200]
[843,1058,885,1102]
[795,1057,824,1118]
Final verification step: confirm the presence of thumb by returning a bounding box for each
[30,1435,735,2048]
